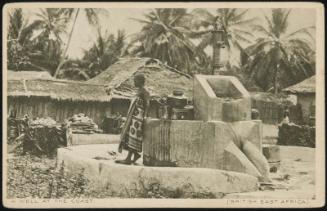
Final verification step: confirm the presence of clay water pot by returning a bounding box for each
[167,90,188,109]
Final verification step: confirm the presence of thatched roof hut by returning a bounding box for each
[283,75,316,94]
[7,76,121,125]
[8,78,113,102]
[88,57,193,99]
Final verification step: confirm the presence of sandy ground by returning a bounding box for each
[224,146,315,199]
[64,143,315,199]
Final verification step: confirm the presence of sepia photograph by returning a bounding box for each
[2,2,325,208]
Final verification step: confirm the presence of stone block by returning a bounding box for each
[193,75,251,122]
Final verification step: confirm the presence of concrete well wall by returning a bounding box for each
[193,75,251,122]
[143,119,263,171]
[57,147,259,198]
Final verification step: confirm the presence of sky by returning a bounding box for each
[20,7,316,60]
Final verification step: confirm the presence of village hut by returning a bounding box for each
[7,71,122,125]
[7,58,193,126]
[88,57,193,117]
[283,75,316,123]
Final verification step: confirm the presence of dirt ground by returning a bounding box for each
[224,146,315,199]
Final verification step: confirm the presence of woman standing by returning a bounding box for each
[116,73,150,165]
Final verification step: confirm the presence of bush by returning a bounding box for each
[277,123,315,147]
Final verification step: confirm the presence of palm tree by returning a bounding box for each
[8,8,37,45]
[82,28,126,78]
[27,8,68,74]
[53,8,109,77]
[125,8,207,74]
[187,8,256,73]
[245,9,315,93]
[7,8,44,71]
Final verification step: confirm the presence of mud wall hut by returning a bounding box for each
[283,75,316,124]
[87,57,193,117]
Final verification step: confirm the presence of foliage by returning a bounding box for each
[187,8,256,67]
[278,124,315,147]
[56,60,90,81]
[7,154,89,198]
[7,9,33,71]
[53,8,109,77]
[7,40,31,71]
[7,8,69,74]
[28,8,69,75]
[243,9,315,92]
[125,9,207,74]
[82,29,126,78]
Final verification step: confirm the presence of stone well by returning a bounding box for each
[56,75,269,197]
[143,75,269,181]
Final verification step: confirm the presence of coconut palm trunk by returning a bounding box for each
[54,8,80,78]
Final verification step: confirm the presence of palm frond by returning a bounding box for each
[280,9,292,33]
[85,8,100,25]
[262,12,274,33]
[231,28,255,39]
[252,24,273,37]
[189,8,215,29]
[186,29,211,39]
[225,8,237,24]
[130,17,152,25]
[284,26,315,40]
[287,38,314,52]
[229,9,249,22]
[230,17,258,27]
[233,33,253,45]
[246,38,272,55]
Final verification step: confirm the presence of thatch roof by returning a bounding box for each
[283,75,316,94]
[88,57,193,99]
[7,78,118,102]
[7,70,53,80]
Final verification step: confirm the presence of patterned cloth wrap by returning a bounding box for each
[119,90,148,153]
